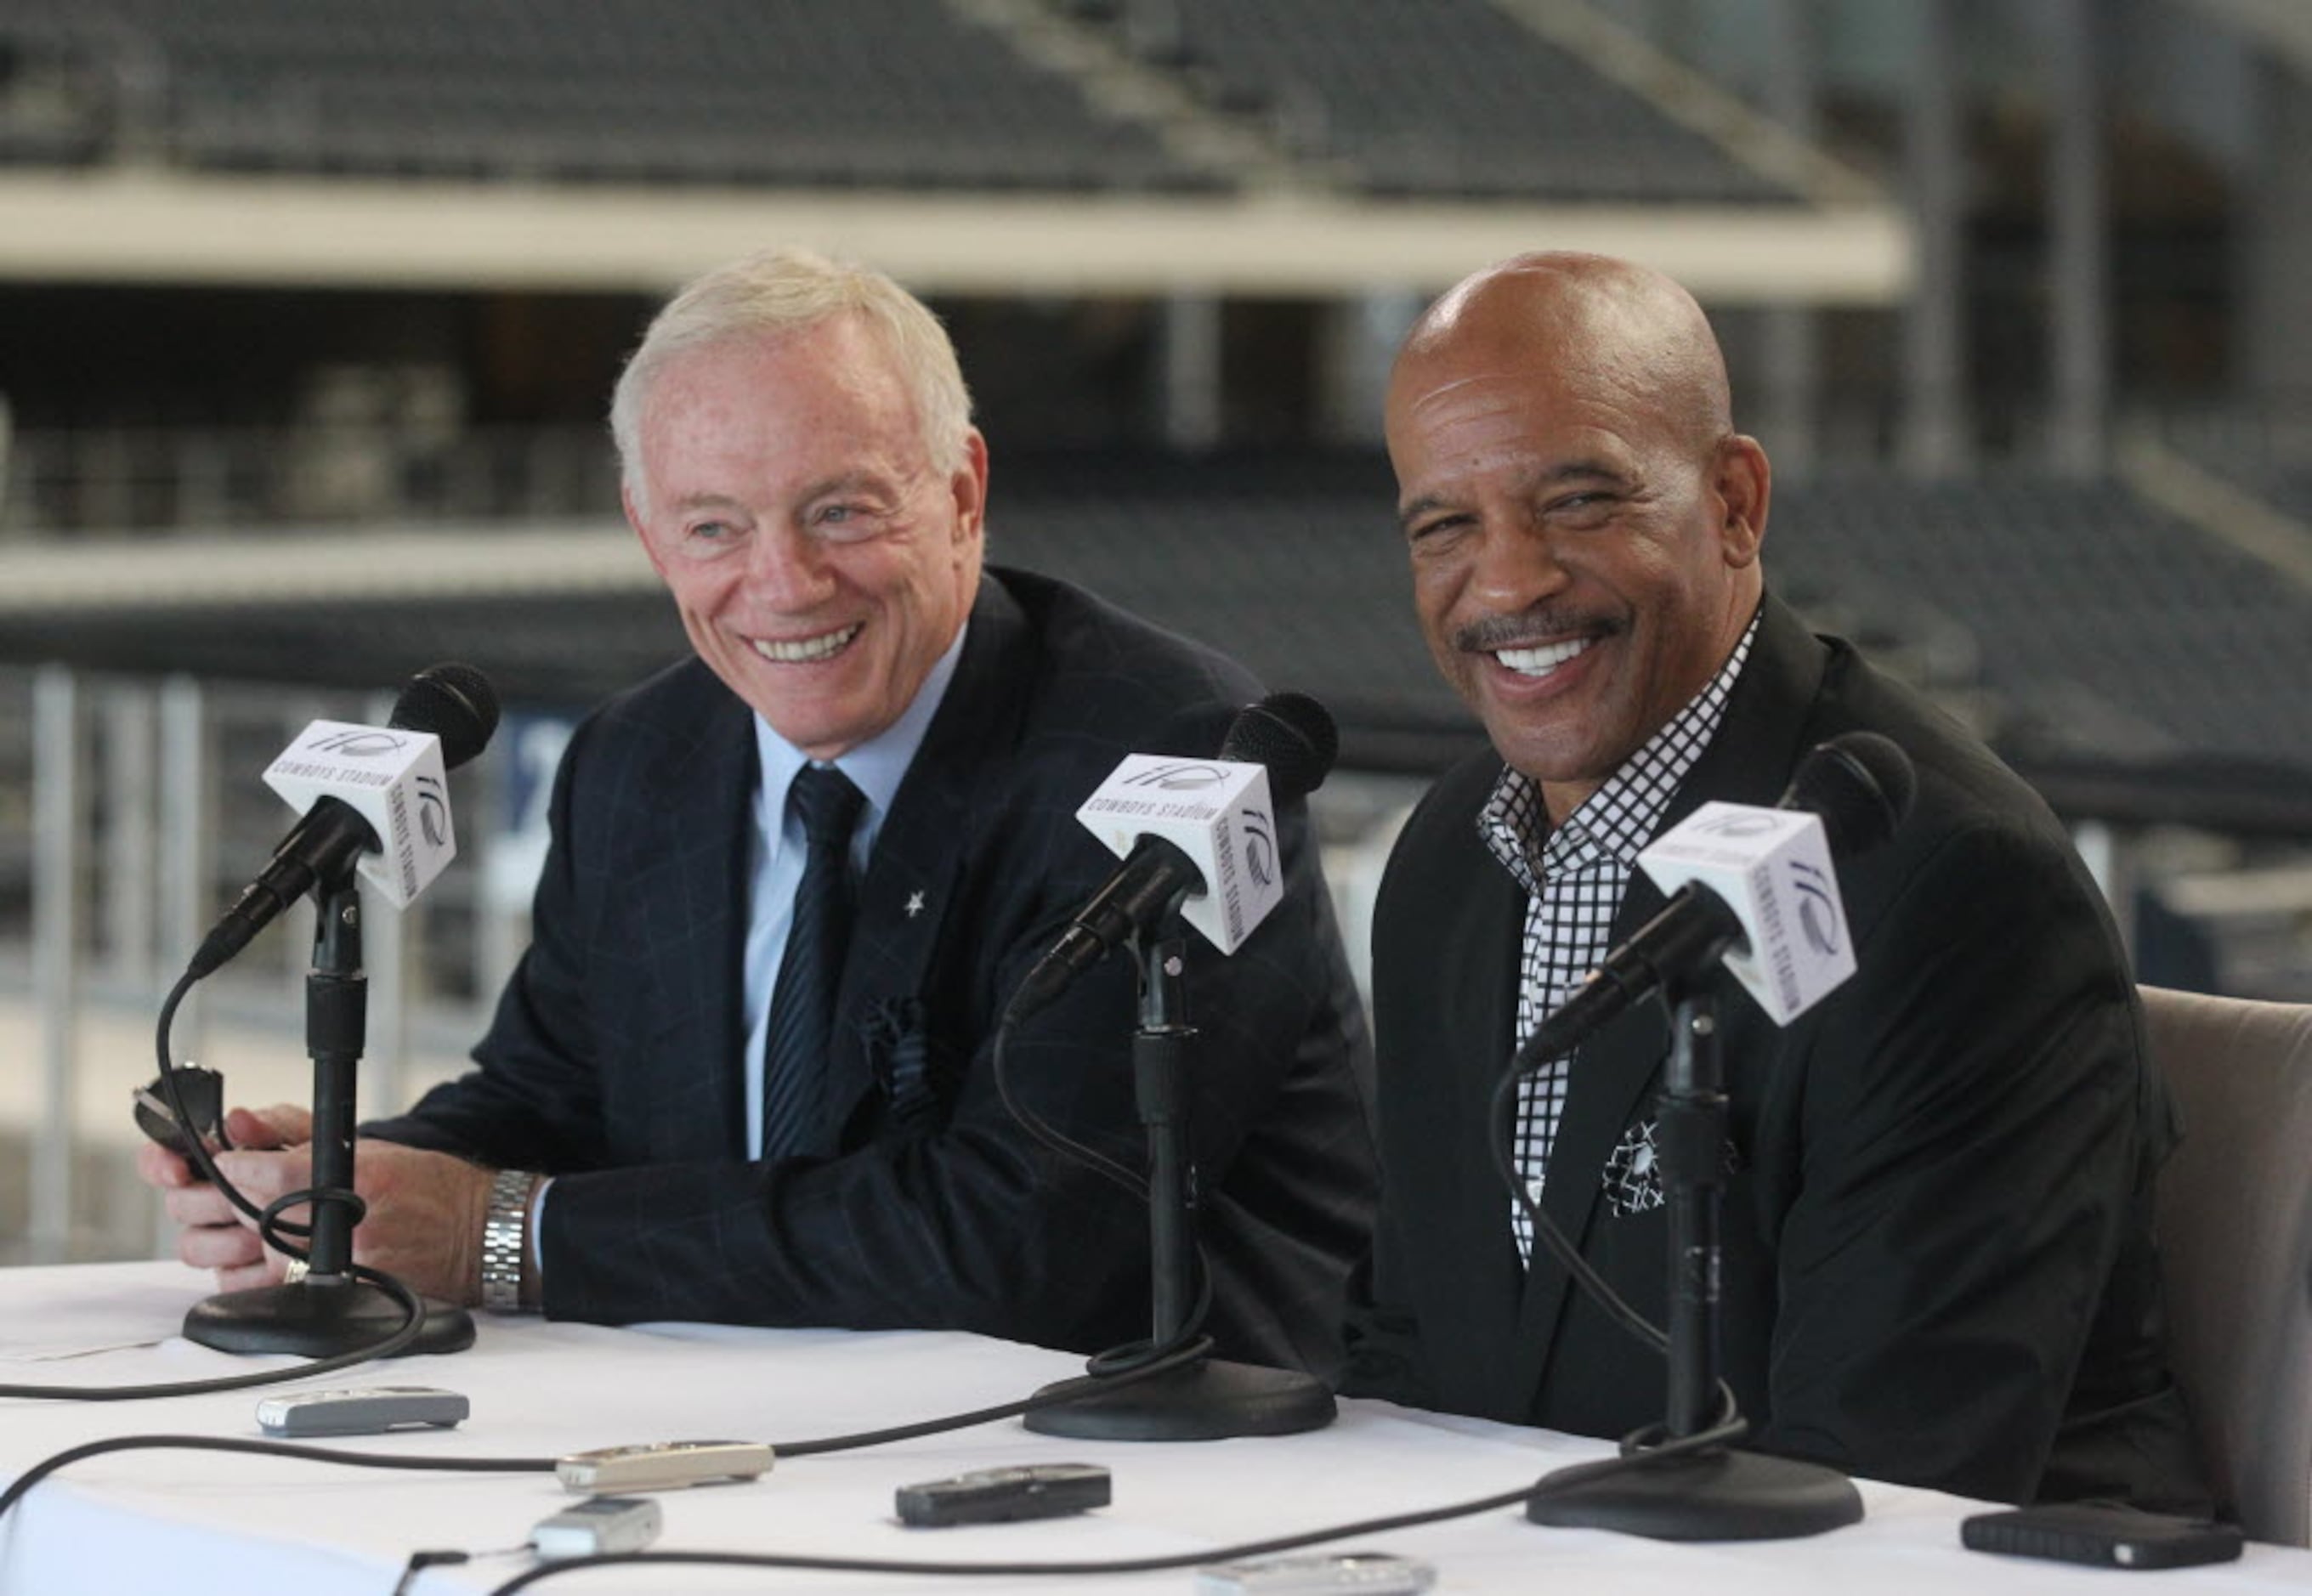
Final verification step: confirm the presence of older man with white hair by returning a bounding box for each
[144,247,1376,1374]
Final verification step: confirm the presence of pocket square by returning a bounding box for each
[858,997,948,1135]
[1601,1119,1667,1218]
[1601,1118,1742,1218]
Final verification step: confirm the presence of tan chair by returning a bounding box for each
[2139,984,2312,1546]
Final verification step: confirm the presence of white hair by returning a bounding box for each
[610,246,973,512]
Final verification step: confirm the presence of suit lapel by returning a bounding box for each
[821,576,1035,1139]
[1508,594,1829,1406]
[1508,880,1675,1396]
[1373,745,1535,1413]
[631,672,757,1162]
[1431,807,1533,1308]
[623,580,1041,1162]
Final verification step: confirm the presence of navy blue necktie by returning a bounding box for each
[760,764,866,1162]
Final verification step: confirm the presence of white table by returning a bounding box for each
[3,1261,2308,1595]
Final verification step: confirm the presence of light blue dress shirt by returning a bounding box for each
[740,625,968,1159]
[526,624,970,1271]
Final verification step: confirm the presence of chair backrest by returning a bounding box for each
[2139,983,2312,1547]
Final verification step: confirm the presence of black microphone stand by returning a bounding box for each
[1025,933,1335,1440]
[1527,975,1860,1538]
[183,876,474,1358]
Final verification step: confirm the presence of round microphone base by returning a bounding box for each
[184,1277,476,1359]
[1023,1357,1335,1441]
[1526,1446,1862,1542]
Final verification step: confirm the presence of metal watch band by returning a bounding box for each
[480,1168,536,1313]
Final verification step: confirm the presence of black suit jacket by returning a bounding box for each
[1347,594,2207,1510]
[370,568,1377,1373]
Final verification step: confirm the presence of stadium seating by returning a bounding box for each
[10,454,2312,788]
[0,0,1805,201]
[0,0,1206,190]
[1770,470,2312,775]
[1084,0,1806,201]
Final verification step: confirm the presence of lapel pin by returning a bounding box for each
[904,890,927,920]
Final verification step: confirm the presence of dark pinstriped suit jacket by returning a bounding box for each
[369,568,1378,1372]
[1345,594,2207,1511]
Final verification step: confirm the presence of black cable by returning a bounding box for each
[1083,1255,1213,1378]
[479,1418,1757,1594]
[0,1378,1749,1582]
[770,1333,1211,1457]
[0,965,428,1402]
[15,982,1223,1438]
[1486,1056,1668,1355]
[393,1549,479,1596]
[153,967,343,1254]
[989,1012,1145,1199]
[0,1331,1219,1522]
[482,1484,1539,1593]
[0,1261,426,1402]
[0,1434,557,1525]
[0,1346,1754,1574]
[987,995,1228,1374]
[1488,1047,1756,1438]
[1602,1385,1748,1465]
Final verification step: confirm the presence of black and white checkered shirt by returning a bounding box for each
[1479,614,1760,1261]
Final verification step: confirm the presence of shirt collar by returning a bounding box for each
[1479,608,1762,892]
[753,620,970,834]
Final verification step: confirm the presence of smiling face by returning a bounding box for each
[625,314,987,759]
[1386,255,1767,822]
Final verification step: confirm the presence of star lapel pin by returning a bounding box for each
[904,890,926,920]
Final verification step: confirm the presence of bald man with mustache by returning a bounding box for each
[1345,252,2208,1513]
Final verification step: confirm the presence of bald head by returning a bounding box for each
[1386,251,1769,817]
[1392,252,1733,461]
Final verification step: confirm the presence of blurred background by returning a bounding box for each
[2,0,2307,1265]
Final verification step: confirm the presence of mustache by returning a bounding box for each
[1451,607,1619,654]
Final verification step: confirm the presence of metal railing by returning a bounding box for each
[0,663,515,1263]
[0,659,1429,1265]
[19,404,2306,543]
[0,423,620,536]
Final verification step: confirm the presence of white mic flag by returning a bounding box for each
[1638,801,1856,1026]
[1074,754,1284,956]
[262,720,457,909]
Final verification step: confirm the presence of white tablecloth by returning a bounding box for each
[3,1261,2307,1594]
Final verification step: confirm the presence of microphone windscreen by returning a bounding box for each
[388,656,502,773]
[1219,691,1339,801]
[390,663,500,770]
[1784,731,1916,859]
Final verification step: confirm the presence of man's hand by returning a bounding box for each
[138,1103,310,1293]
[136,1103,496,1304]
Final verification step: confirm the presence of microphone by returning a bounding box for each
[189,663,500,978]
[1006,693,1338,1023]
[1510,731,1915,1074]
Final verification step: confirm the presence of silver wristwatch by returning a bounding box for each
[480,1168,538,1312]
